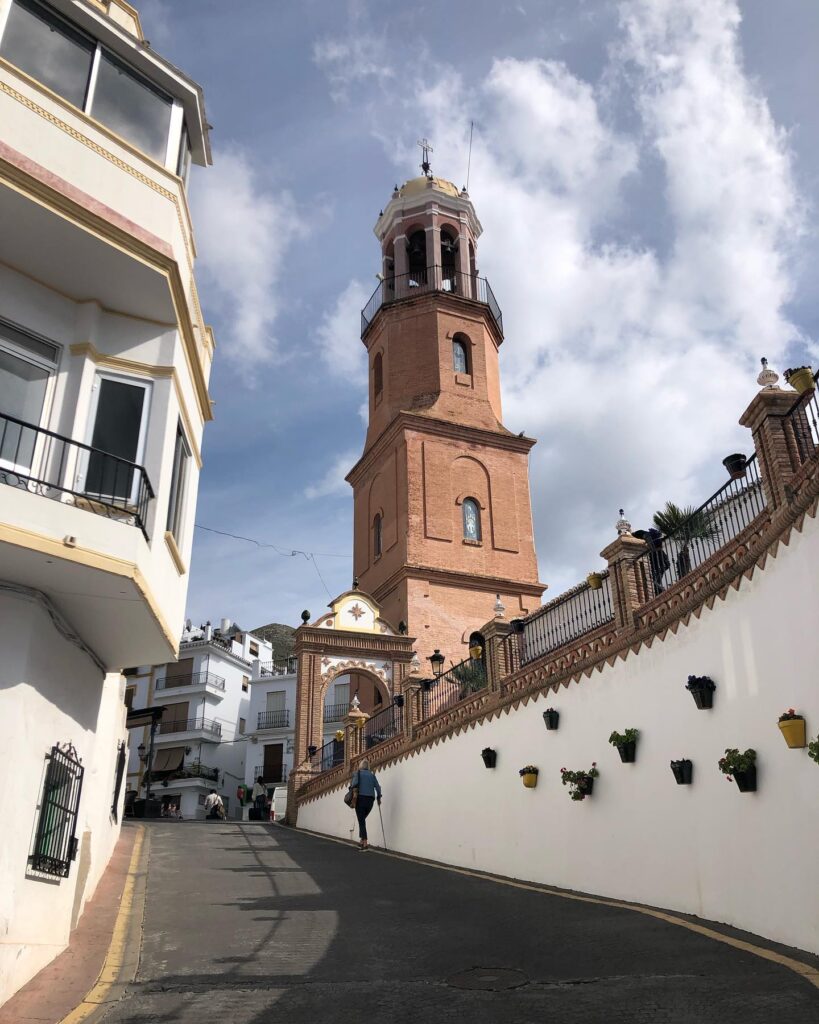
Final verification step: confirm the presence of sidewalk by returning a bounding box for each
[0,823,141,1024]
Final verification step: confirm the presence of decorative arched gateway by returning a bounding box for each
[291,587,416,769]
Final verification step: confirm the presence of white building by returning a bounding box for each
[126,621,275,820]
[0,0,213,1005]
[244,660,353,801]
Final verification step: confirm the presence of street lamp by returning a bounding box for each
[428,649,445,678]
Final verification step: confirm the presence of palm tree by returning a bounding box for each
[652,502,720,579]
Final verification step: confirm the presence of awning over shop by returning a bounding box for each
[152,747,185,772]
[126,706,166,729]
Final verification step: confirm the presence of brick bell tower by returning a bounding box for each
[347,153,545,665]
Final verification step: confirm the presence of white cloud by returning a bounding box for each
[304,448,359,500]
[313,0,806,596]
[313,30,394,102]
[191,149,299,375]
[316,279,371,386]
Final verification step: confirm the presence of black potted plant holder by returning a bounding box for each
[686,675,715,709]
[577,775,594,797]
[616,741,636,763]
[722,453,747,480]
[543,709,559,730]
[732,766,757,792]
[670,759,693,785]
[481,747,497,769]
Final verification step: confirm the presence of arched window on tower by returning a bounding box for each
[373,352,383,399]
[407,229,427,286]
[453,336,469,375]
[373,513,383,558]
[441,228,457,290]
[462,498,481,542]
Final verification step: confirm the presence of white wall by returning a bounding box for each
[299,515,819,955]
[0,588,127,1004]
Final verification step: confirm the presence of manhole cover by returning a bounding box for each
[448,967,528,991]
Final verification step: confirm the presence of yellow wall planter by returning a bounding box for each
[521,772,539,788]
[779,718,806,748]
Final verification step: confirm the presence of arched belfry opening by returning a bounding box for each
[441,227,458,289]
[407,229,427,284]
[291,588,416,767]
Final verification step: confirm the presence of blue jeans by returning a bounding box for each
[355,795,375,839]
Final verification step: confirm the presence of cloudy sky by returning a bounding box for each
[139,0,818,634]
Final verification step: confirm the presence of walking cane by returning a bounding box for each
[378,801,387,851]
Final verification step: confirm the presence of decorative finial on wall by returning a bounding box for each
[352,576,359,590]
[494,593,506,618]
[757,357,779,389]
[616,509,632,536]
[301,609,310,624]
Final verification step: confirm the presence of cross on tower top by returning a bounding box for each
[417,137,433,177]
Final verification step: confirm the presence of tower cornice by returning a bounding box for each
[370,564,547,604]
[346,411,536,488]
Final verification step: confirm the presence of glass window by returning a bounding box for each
[453,340,468,374]
[0,0,94,108]
[463,498,481,542]
[0,319,58,470]
[85,376,148,500]
[373,513,382,558]
[166,423,191,541]
[91,51,172,162]
[373,352,383,397]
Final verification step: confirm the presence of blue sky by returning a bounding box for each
[138,0,819,634]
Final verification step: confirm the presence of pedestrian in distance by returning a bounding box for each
[350,758,381,850]
[251,776,267,819]
[204,789,224,820]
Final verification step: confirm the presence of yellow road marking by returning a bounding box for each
[298,826,819,991]
[59,826,147,1023]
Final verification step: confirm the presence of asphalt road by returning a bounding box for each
[102,822,819,1024]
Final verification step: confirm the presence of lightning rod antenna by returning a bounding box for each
[465,120,474,192]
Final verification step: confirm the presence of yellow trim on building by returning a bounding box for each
[0,522,179,653]
[164,531,187,575]
[0,155,214,423]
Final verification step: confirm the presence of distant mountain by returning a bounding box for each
[249,622,296,660]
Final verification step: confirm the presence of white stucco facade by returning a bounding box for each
[0,0,214,1006]
[298,512,819,955]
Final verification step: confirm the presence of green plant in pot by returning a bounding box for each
[778,709,806,749]
[560,763,599,801]
[717,748,757,792]
[653,502,720,579]
[784,366,815,394]
[608,727,639,763]
[586,571,603,590]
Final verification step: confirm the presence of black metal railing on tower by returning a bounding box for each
[360,266,503,337]
[362,699,404,750]
[518,573,614,667]
[783,370,819,465]
[632,454,766,603]
[420,658,488,720]
[0,411,154,539]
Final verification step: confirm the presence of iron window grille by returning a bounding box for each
[29,743,84,878]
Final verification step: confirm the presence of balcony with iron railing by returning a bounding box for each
[360,266,503,338]
[156,716,222,740]
[323,702,349,723]
[253,764,289,784]
[257,657,298,678]
[1,411,154,539]
[256,709,290,730]
[154,671,226,694]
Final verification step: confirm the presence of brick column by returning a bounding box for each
[739,387,812,510]
[600,535,648,632]
[401,680,421,740]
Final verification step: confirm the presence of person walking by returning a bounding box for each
[251,777,267,819]
[350,758,381,850]
[204,789,224,820]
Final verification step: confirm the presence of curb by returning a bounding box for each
[58,825,151,1024]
